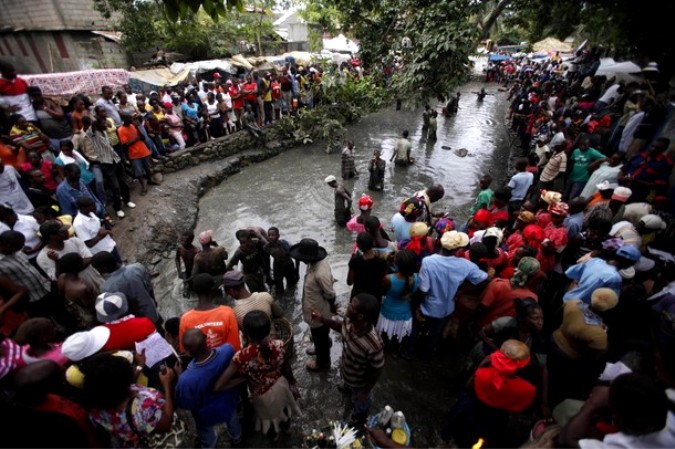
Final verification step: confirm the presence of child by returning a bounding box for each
[263,226,299,295]
[470,174,494,215]
[175,231,199,298]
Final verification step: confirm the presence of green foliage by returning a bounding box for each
[310,0,481,105]
[93,0,277,59]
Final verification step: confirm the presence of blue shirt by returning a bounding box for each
[507,171,534,201]
[55,179,104,218]
[563,258,622,304]
[391,212,412,243]
[181,103,199,120]
[175,344,239,427]
[419,254,487,318]
[564,212,584,240]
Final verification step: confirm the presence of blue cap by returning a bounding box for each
[616,245,641,262]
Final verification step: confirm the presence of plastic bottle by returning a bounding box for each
[378,405,394,427]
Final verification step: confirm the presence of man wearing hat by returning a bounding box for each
[406,231,487,359]
[95,292,156,352]
[289,238,335,371]
[91,251,163,330]
[325,175,353,227]
[585,186,632,225]
[563,244,641,304]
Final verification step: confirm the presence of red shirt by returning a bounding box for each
[243,82,258,102]
[0,76,28,96]
[229,85,244,109]
[479,278,537,326]
[20,160,58,193]
[101,316,156,351]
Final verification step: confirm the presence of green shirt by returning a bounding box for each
[569,148,605,183]
[471,188,494,214]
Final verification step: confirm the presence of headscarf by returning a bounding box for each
[198,230,213,245]
[434,217,455,236]
[540,190,562,205]
[510,256,540,288]
[405,222,430,255]
[474,340,536,412]
[517,211,536,224]
[473,208,493,227]
[358,193,374,211]
[523,224,545,249]
[549,202,569,217]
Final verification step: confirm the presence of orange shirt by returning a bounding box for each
[0,142,26,167]
[117,124,151,160]
[178,306,240,352]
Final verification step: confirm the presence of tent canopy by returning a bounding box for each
[533,37,573,53]
[488,53,511,62]
[323,34,359,54]
[595,57,642,76]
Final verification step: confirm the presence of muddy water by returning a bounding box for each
[154,80,513,447]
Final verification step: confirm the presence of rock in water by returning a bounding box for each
[454,148,469,157]
[441,145,452,150]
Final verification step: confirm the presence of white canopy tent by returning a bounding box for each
[322,34,359,54]
[595,57,643,83]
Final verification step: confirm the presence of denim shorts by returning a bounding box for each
[131,156,151,178]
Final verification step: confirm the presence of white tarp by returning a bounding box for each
[130,67,191,87]
[170,59,239,77]
[323,34,359,54]
[595,58,642,75]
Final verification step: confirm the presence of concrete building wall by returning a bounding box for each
[0,0,113,30]
[0,31,129,74]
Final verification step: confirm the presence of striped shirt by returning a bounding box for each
[0,251,51,302]
[341,319,385,389]
[0,338,27,380]
[539,151,568,183]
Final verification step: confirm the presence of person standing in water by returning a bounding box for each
[325,175,353,226]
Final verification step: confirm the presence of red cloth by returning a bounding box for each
[474,350,536,412]
[0,77,29,96]
[101,316,155,351]
[488,206,509,224]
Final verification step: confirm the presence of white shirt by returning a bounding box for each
[598,84,621,105]
[222,93,233,109]
[0,214,40,251]
[73,212,116,255]
[507,171,534,201]
[0,166,33,215]
[37,237,92,280]
[162,93,172,104]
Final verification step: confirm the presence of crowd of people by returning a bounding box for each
[1,45,675,449]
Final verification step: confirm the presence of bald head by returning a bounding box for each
[182,328,207,357]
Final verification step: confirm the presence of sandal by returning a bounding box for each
[305,360,329,372]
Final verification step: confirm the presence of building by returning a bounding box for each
[273,10,309,51]
[0,0,129,74]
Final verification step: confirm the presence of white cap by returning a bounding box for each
[640,214,667,231]
[324,175,337,184]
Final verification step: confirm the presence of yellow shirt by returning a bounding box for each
[263,79,272,102]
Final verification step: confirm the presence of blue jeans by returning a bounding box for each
[196,413,242,448]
